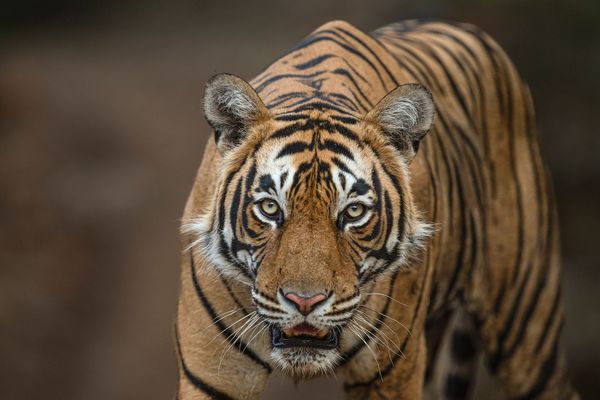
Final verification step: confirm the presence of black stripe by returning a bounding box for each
[489,264,534,373]
[535,288,561,353]
[331,68,373,107]
[189,252,272,372]
[274,114,311,122]
[501,271,550,362]
[241,163,259,239]
[253,297,286,314]
[276,141,310,159]
[516,331,561,400]
[269,121,313,140]
[277,94,326,110]
[294,54,334,70]
[378,35,445,94]
[400,36,474,127]
[229,175,243,236]
[312,31,389,88]
[217,160,254,282]
[319,139,354,160]
[327,121,361,143]
[359,191,397,283]
[360,169,382,242]
[421,27,493,163]
[336,27,399,87]
[175,326,236,400]
[338,270,399,366]
[442,159,469,301]
[392,33,483,212]
[288,100,356,116]
[328,92,360,111]
[330,115,359,124]
[330,156,354,177]
[220,275,250,315]
[380,31,484,303]
[266,92,307,108]
[283,33,388,89]
[504,66,526,286]
[255,70,326,93]
[459,23,510,197]
[345,253,430,389]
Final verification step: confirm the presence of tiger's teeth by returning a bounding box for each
[283,328,295,337]
[315,329,327,338]
[283,327,328,338]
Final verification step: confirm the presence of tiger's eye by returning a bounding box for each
[344,203,366,220]
[260,199,280,217]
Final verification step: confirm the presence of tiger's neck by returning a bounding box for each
[250,20,413,120]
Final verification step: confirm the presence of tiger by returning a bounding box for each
[175,19,579,400]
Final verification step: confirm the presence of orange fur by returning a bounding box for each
[176,20,578,400]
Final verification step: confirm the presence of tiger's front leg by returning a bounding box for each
[176,253,272,400]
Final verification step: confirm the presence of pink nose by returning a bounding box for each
[284,292,328,315]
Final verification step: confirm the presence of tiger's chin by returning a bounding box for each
[271,347,341,378]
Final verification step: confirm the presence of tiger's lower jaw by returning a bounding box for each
[270,347,341,378]
[270,327,341,378]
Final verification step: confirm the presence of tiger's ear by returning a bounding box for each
[365,83,435,161]
[203,73,269,155]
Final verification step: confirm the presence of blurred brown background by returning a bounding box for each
[1,1,598,399]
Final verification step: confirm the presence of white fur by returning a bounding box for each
[213,87,256,123]
[379,98,420,132]
[204,74,264,152]
[182,213,255,286]
[271,347,341,378]
[254,289,357,377]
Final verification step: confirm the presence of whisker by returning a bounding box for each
[347,322,383,382]
[201,311,256,348]
[360,304,413,338]
[194,308,241,336]
[222,313,259,350]
[354,311,406,360]
[352,316,398,364]
[218,314,261,375]
[356,308,401,342]
[355,311,400,348]
[364,292,408,307]
[351,318,394,365]
[242,324,269,354]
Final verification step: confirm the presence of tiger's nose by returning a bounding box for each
[283,291,328,315]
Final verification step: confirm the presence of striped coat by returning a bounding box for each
[176,20,578,400]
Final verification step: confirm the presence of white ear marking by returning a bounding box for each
[203,73,268,155]
[378,98,420,132]
[366,83,435,160]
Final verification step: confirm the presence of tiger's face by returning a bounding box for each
[188,74,435,377]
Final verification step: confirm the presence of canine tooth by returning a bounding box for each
[316,330,327,338]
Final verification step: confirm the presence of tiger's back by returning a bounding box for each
[375,20,570,399]
[177,20,577,400]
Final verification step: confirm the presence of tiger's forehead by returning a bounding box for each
[252,116,374,191]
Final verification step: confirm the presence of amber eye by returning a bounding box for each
[344,203,366,221]
[259,199,281,218]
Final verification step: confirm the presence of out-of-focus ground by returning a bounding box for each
[0,1,598,399]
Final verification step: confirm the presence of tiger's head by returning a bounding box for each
[187,74,435,378]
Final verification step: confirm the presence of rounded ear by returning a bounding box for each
[365,83,435,161]
[203,73,269,155]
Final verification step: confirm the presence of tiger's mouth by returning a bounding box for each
[271,323,338,349]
